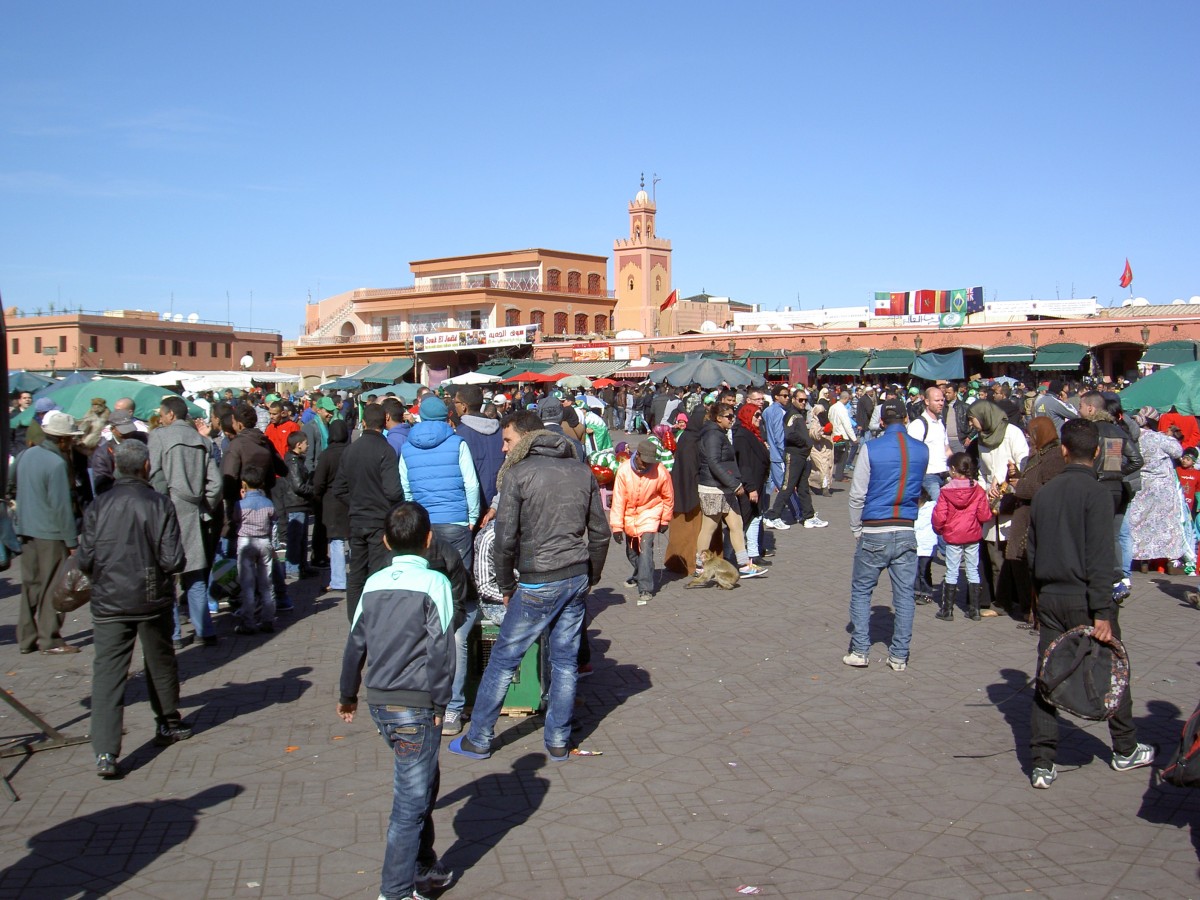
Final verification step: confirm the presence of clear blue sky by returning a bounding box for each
[2,3,1196,335]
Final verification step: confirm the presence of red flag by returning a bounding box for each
[914,290,936,314]
[889,292,907,315]
[1119,259,1133,289]
[659,289,678,312]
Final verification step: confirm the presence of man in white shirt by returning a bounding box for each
[907,386,952,602]
[829,390,857,482]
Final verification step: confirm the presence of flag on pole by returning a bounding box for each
[913,290,936,314]
[1119,259,1133,289]
[965,286,984,314]
[889,292,908,315]
[659,289,678,312]
[874,292,892,314]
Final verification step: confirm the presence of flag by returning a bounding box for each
[914,290,936,315]
[939,312,965,328]
[966,286,984,314]
[889,291,908,315]
[950,289,967,313]
[659,289,677,312]
[1120,259,1133,289]
[874,291,892,314]
[935,290,950,312]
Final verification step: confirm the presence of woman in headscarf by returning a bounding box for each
[1128,406,1187,568]
[664,408,710,574]
[807,396,835,496]
[1005,416,1066,630]
[968,399,1029,617]
[732,402,772,565]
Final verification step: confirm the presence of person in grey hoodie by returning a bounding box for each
[452,385,503,513]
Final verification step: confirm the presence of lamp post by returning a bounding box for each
[1030,328,1039,350]
[819,336,828,354]
[914,334,923,353]
[1141,325,1151,347]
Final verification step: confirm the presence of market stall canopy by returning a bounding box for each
[1139,340,1200,369]
[814,349,870,376]
[440,372,501,386]
[652,356,766,389]
[1029,343,1088,372]
[367,382,421,403]
[10,378,203,427]
[911,349,965,381]
[318,377,362,391]
[31,371,94,403]
[1119,361,1200,415]
[351,359,415,385]
[474,361,516,377]
[983,345,1036,363]
[862,349,915,375]
[8,371,56,394]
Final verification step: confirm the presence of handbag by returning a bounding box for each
[1037,624,1129,721]
[49,554,93,613]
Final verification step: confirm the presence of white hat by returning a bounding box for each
[41,410,83,437]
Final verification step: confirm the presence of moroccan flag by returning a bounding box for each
[950,289,967,313]
[966,286,984,313]
[1120,259,1133,289]
[914,290,936,314]
[890,292,907,315]
[659,289,678,312]
[874,291,892,314]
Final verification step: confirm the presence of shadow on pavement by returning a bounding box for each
[1136,700,1200,870]
[438,753,549,882]
[0,783,243,899]
[179,665,313,736]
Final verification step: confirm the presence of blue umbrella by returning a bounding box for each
[8,371,55,394]
[31,371,94,403]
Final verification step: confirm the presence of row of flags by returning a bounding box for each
[873,287,984,317]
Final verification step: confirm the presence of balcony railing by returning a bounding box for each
[351,282,615,299]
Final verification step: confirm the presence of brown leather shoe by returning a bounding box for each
[41,645,81,655]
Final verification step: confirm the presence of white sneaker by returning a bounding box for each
[765,518,790,530]
[804,516,829,528]
[842,651,869,668]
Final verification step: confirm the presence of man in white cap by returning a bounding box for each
[14,410,83,654]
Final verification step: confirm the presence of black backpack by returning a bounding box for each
[1037,625,1130,721]
[1162,700,1200,788]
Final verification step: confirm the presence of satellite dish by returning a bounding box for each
[173,313,184,322]
[160,312,171,321]
[699,320,719,333]
[239,353,254,370]
[1191,296,1200,305]
[1173,299,1185,305]
[614,329,644,340]
[756,324,773,332]
[1132,297,1149,306]
[187,312,199,323]
[1121,299,1134,307]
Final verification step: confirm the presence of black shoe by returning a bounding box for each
[172,635,194,651]
[233,624,258,635]
[625,577,637,587]
[760,549,775,558]
[201,635,219,647]
[96,753,119,778]
[153,722,193,747]
[258,622,275,634]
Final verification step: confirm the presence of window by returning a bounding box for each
[10,338,17,355]
[211,342,218,357]
[172,340,182,356]
[115,337,124,354]
[188,341,197,357]
[547,269,560,290]
[34,337,42,353]
[574,313,588,334]
[656,276,661,291]
[504,308,520,326]
[140,338,147,354]
[225,344,231,358]
[504,268,539,290]
[595,314,609,333]
[567,271,581,293]
[588,273,601,295]
[530,310,545,329]
[628,277,635,291]
[468,309,482,329]
[553,312,567,335]
[88,335,98,351]
[159,339,166,355]
[60,335,68,352]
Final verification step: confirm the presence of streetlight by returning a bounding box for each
[1141,325,1151,347]
[914,334,923,353]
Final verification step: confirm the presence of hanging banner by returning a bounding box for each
[413,324,538,352]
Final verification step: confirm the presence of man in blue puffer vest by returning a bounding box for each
[844,405,929,672]
[399,394,481,737]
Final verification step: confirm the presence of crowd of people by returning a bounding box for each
[7,368,1199,896]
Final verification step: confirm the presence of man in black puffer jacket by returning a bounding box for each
[449,427,608,762]
[78,440,189,778]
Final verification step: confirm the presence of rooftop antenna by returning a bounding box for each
[226,290,231,323]
[652,173,661,203]
[639,172,644,191]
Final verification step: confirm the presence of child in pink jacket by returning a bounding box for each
[932,452,993,621]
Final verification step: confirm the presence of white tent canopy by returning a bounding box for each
[441,372,501,386]
[131,370,301,391]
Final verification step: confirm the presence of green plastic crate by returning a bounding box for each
[465,620,543,715]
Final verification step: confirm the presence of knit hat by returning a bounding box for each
[539,401,564,424]
[419,396,449,421]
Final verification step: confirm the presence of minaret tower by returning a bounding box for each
[613,174,672,335]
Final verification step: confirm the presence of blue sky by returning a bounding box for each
[2,3,1197,335]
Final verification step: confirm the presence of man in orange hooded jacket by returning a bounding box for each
[610,437,674,606]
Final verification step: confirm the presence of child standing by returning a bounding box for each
[232,465,276,635]
[932,452,994,621]
[610,437,674,605]
[281,431,314,579]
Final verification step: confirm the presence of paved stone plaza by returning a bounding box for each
[1,483,1199,899]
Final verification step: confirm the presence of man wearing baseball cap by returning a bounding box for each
[14,410,83,654]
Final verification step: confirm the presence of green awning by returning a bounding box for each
[862,349,915,374]
[984,344,1035,363]
[1139,340,1200,368]
[791,351,823,370]
[1029,343,1088,372]
[352,359,415,384]
[815,349,870,376]
[475,361,516,377]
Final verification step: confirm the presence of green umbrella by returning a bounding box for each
[8,371,56,394]
[9,378,204,428]
[1119,361,1200,416]
[368,382,421,403]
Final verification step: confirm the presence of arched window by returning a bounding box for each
[553,311,567,334]
[530,310,545,329]
[504,308,520,326]
[567,271,581,293]
[655,276,661,291]
[588,273,601,295]
[574,313,588,334]
[594,313,609,333]
[546,269,560,290]
[628,276,635,291]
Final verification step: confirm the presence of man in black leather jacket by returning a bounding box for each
[77,440,189,778]
[1079,392,1143,594]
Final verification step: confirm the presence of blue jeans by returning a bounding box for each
[328,538,347,590]
[236,536,276,628]
[942,541,980,585]
[447,599,478,716]
[848,530,918,661]
[1116,510,1132,582]
[368,705,441,900]
[465,574,589,750]
[285,511,308,577]
[173,570,213,640]
[625,532,657,594]
[432,523,474,569]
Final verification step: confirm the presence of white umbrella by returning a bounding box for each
[442,371,502,386]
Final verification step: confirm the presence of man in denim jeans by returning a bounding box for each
[449,427,609,762]
[338,503,456,900]
[844,405,929,671]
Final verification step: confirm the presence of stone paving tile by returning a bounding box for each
[2,468,1200,897]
